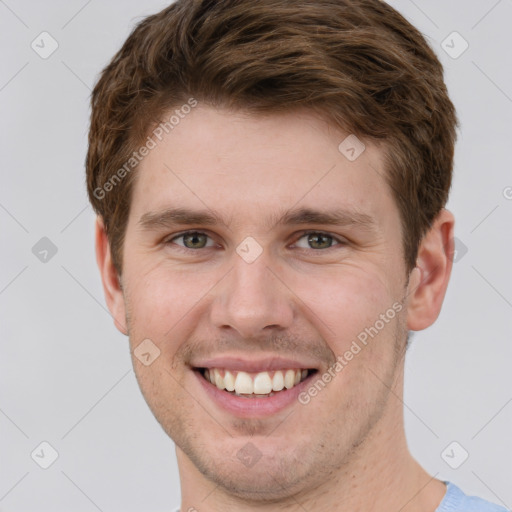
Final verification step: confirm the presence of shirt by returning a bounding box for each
[435,481,509,512]
[173,480,510,511]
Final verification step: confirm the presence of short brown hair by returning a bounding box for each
[86,0,458,275]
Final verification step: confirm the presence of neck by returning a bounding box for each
[177,366,447,511]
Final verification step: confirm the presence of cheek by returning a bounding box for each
[293,266,396,345]
[124,254,402,358]
[123,264,213,344]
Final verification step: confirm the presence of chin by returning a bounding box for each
[179,432,320,501]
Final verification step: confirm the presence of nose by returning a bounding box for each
[209,248,295,339]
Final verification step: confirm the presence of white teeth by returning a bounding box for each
[284,369,296,389]
[205,368,310,394]
[224,370,235,391]
[272,371,284,391]
[234,371,253,394]
[253,372,272,394]
[214,368,224,389]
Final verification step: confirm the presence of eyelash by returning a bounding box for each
[165,230,346,253]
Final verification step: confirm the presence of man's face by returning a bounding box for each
[118,105,411,499]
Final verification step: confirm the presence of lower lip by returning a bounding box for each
[194,370,315,418]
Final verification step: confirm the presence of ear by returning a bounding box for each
[406,208,455,331]
[95,216,128,335]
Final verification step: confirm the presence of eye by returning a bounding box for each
[165,230,345,252]
[293,231,344,250]
[167,231,216,250]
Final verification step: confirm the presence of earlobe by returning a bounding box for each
[95,216,128,335]
[406,209,455,331]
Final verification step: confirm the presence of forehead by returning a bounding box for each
[128,105,397,232]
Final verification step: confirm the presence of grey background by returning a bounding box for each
[1,0,511,510]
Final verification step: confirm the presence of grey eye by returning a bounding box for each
[172,232,214,249]
[294,232,339,250]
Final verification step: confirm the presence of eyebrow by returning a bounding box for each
[138,206,377,233]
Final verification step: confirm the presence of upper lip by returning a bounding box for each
[191,355,320,373]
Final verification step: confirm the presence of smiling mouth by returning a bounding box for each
[196,367,318,398]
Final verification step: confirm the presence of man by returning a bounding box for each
[86,0,508,510]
